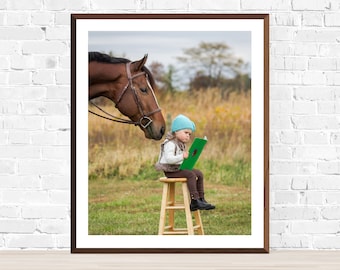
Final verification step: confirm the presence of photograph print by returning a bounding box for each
[71,14,269,253]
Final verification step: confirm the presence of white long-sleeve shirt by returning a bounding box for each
[159,139,184,165]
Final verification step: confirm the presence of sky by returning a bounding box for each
[88,31,251,88]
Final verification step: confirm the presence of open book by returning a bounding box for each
[180,136,208,170]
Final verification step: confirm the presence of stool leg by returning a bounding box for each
[168,182,175,231]
[182,182,194,235]
[158,183,168,235]
[193,210,205,235]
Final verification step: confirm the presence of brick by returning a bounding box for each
[292,0,331,11]
[21,206,68,219]
[325,192,340,204]
[294,146,338,161]
[6,12,30,26]
[308,176,340,190]
[302,12,324,26]
[91,0,137,9]
[0,27,44,40]
[18,159,68,175]
[44,116,70,131]
[308,57,337,71]
[0,146,40,159]
[4,116,43,130]
[294,86,334,101]
[22,41,68,55]
[32,70,55,85]
[292,221,340,234]
[292,101,316,115]
[0,220,36,233]
[314,236,340,249]
[304,131,328,144]
[8,0,42,10]
[330,132,340,144]
[241,0,290,10]
[321,207,340,220]
[0,206,20,218]
[317,161,340,175]
[280,131,300,144]
[272,235,311,248]
[299,191,324,205]
[38,219,70,234]
[0,160,16,175]
[6,234,54,248]
[45,26,70,40]
[271,206,319,220]
[272,12,301,26]
[190,0,240,10]
[271,145,293,159]
[325,13,340,26]
[274,191,299,204]
[291,116,339,130]
[31,12,54,25]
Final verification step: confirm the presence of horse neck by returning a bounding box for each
[89,62,125,101]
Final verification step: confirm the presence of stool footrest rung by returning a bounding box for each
[165,205,185,210]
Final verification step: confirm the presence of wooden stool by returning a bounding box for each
[158,177,204,235]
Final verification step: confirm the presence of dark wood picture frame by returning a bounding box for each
[71,13,269,253]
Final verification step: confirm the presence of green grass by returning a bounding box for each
[88,160,251,235]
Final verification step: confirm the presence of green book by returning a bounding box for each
[180,137,208,170]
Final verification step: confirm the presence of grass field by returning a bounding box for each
[88,89,251,235]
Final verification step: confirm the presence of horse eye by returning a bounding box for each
[140,87,148,93]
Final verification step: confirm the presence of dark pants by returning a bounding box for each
[164,169,204,200]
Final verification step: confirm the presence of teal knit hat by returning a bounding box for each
[171,114,196,132]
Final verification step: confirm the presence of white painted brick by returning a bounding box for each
[4,116,43,130]
[55,13,70,26]
[41,176,69,190]
[325,12,340,26]
[2,190,49,205]
[241,0,290,10]
[294,43,319,56]
[302,71,327,85]
[292,0,331,11]
[44,115,70,131]
[272,70,302,85]
[146,0,189,10]
[308,176,340,190]
[318,101,337,114]
[270,221,290,234]
[314,236,340,249]
[55,70,70,85]
[320,44,340,57]
[294,86,334,101]
[22,41,68,55]
[30,131,58,145]
[308,57,337,71]
[291,116,340,130]
[304,131,328,144]
[299,191,324,205]
[8,0,42,10]
[0,175,41,189]
[0,206,20,218]
[32,70,55,85]
[302,12,324,26]
[45,0,89,11]
[325,192,340,204]
[0,41,20,55]
[272,12,301,26]
[271,114,293,129]
[321,207,340,220]
[18,160,68,175]
[49,190,69,204]
[55,234,69,248]
[6,12,30,26]
[190,0,240,10]
[38,219,70,234]
[46,86,69,100]
[280,131,300,144]
[45,26,70,40]
[1,87,46,100]
[21,206,68,219]
[6,234,54,249]
[274,191,299,204]
[0,146,40,159]
[270,101,293,114]
[271,145,293,159]
[270,86,293,100]
[292,221,340,234]
[271,26,295,41]
[10,55,35,70]
[0,27,44,40]
[271,235,311,248]
[284,56,307,70]
[330,132,340,144]
[8,71,31,85]
[0,160,16,175]
[271,161,316,175]
[271,176,292,190]
[41,146,69,160]
[292,101,316,115]
[31,12,54,26]
[0,220,36,233]
[291,176,308,190]
[317,161,340,175]
[294,146,338,161]
[91,0,138,10]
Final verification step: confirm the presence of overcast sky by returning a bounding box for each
[88,31,251,68]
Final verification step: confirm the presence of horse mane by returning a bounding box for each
[89,51,158,92]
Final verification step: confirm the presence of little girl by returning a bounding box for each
[156,114,215,211]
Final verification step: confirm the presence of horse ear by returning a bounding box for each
[132,54,148,72]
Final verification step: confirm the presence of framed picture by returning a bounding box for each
[71,14,269,253]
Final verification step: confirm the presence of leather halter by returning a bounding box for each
[89,62,161,129]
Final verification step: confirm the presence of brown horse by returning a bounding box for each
[89,52,165,140]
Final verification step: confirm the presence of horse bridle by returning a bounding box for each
[89,62,161,129]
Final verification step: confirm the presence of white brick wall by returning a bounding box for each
[0,0,339,250]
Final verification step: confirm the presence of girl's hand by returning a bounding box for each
[183,151,189,159]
